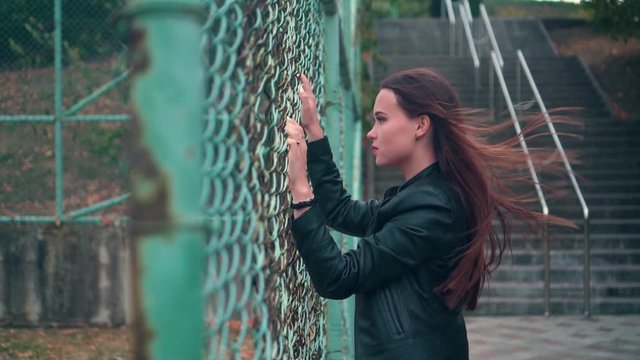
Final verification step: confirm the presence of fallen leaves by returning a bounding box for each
[0,328,131,359]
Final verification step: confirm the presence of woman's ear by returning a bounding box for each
[417,115,431,137]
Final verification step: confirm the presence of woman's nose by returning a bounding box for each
[366,128,375,140]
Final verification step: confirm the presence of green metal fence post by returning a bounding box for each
[342,0,360,356]
[323,1,351,358]
[127,0,205,358]
[54,0,64,221]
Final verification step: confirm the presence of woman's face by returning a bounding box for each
[367,88,417,167]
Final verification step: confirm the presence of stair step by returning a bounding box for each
[500,249,640,266]
[506,218,640,234]
[471,297,640,315]
[509,237,640,252]
[371,17,640,315]
[481,281,640,298]
[491,264,640,282]
[549,205,640,219]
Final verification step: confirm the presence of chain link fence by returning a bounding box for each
[0,0,129,221]
[127,0,362,358]
[200,0,328,357]
[199,0,362,357]
[1,0,362,357]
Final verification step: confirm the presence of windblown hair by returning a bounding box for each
[380,68,577,311]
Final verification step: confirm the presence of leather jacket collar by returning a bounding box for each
[383,161,440,200]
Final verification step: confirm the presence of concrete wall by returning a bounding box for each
[0,223,131,327]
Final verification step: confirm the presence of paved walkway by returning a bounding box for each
[466,315,640,359]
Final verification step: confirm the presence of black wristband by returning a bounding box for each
[291,197,318,209]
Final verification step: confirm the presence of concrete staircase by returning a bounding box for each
[368,18,640,315]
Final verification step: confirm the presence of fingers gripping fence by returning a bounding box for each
[128,0,362,358]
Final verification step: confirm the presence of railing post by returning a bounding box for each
[458,20,464,57]
[474,64,480,92]
[516,57,522,106]
[128,0,206,358]
[489,58,494,116]
[444,0,456,56]
[543,221,550,317]
[584,216,591,318]
[449,15,455,57]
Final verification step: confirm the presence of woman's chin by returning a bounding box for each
[374,157,386,167]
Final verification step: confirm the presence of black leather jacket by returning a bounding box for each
[291,136,470,359]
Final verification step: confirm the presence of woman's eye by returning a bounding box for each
[376,117,386,122]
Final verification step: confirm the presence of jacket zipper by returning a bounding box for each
[383,287,404,335]
[366,196,394,235]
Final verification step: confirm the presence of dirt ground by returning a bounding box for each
[546,22,640,120]
[0,328,130,360]
[0,325,256,359]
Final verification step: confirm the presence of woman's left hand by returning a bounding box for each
[285,117,309,191]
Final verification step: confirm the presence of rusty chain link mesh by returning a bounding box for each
[201,0,328,358]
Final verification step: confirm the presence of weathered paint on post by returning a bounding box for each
[323,0,359,358]
[127,0,205,358]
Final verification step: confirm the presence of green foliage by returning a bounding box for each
[482,0,588,19]
[582,0,640,40]
[392,0,432,18]
[0,0,124,67]
[72,125,126,167]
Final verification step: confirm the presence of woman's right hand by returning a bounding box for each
[298,73,324,140]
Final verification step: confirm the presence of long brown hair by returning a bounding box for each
[380,68,577,311]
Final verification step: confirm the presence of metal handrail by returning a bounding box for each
[476,6,589,318]
[479,3,503,67]
[515,50,591,317]
[458,1,480,90]
[490,52,550,316]
[463,0,473,23]
[490,51,549,216]
[444,0,455,24]
[444,0,456,56]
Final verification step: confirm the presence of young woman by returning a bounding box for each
[285,68,573,359]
